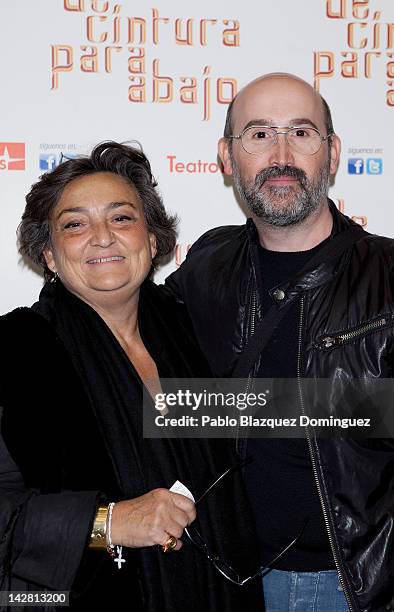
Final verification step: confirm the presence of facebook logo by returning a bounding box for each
[366,158,383,175]
[348,158,364,175]
[39,154,59,171]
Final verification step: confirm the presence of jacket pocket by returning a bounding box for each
[316,314,394,349]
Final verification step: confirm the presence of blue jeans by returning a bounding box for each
[262,569,349,611]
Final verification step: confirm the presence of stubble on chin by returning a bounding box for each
[231,160,330,228]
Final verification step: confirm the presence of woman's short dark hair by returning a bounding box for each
[18,141,177,278]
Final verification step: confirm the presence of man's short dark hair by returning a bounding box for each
[320,95,334,136]
[18,141,177,278]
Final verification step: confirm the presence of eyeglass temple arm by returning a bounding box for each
[239,517,310,586]
[195,467,233,505]
[195,458,252,505]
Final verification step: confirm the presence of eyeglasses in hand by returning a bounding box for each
[184,462,308,586]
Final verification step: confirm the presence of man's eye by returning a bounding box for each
[251,129,272,139]
[293,129,311,138]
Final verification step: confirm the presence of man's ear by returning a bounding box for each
[43,247,56,273]
[218,138,233,176]
[329,134,341,175]
[149,233,157,260]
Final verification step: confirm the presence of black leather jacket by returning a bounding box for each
[166,203,394,612]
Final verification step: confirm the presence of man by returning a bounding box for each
[166,74,394,611]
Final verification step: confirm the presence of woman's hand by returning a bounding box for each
[110,489,196,550]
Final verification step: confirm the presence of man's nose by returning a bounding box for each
[90,221,116,247]
[267,133,295,167]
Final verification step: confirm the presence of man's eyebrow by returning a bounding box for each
[289,118,320,131]
[56,201,137,220]
[240,118,320,132]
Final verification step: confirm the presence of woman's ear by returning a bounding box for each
[43,247,56,273]
[149,233,157,260]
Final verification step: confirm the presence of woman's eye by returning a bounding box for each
[64,221,82,229]
[113,215,133,222]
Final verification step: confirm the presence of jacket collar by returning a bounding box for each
[246,199,366,307]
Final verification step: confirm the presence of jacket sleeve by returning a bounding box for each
[0,420,100,591]
[164,228,217,302]
[165,263,186,303]
[165,224,244,305]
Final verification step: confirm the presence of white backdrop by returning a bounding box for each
[1,0,393,313]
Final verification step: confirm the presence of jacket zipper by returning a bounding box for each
[249,286,257,338]
[297,295,356,612]
[319,317,388,349]
[237,287,258,455]
[244,287,257,393]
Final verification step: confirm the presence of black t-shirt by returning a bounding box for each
[244,236,335,572]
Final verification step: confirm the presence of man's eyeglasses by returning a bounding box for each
[184,463,308,586]
[228,125,332,156]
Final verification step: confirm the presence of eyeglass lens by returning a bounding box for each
[241,126,323,155]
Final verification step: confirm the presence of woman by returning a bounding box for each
[0,142,261,610]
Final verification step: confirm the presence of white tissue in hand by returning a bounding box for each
[169,480,195,502]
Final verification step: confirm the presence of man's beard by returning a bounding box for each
[232,159,331,227]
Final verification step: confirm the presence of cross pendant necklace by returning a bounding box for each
[114,545,126,569]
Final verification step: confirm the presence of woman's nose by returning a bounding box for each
[90,221,116,248]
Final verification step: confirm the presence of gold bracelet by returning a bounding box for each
[89,504,109,550]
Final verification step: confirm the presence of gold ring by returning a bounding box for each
[161,535,177,553]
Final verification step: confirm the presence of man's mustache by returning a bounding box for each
[255,165,307,189]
